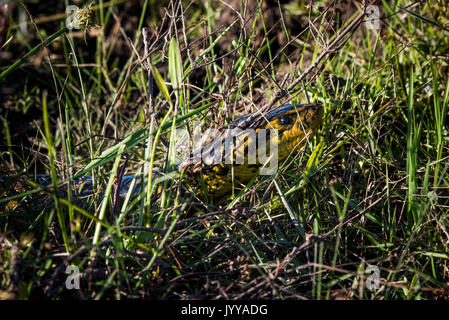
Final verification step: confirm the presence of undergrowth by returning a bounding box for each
[0,0,448,299]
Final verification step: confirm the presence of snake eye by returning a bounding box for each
[277,116,294,125]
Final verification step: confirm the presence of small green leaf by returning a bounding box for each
[151,64,171,103]
[305,140,324,176]
[398,6,448,31]
[194,20,238,64]
[168,37,184,106]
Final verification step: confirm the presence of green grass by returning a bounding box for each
[0,0,448,299]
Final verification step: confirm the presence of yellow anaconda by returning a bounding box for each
[0,103,323,206]
[180,103,324,198]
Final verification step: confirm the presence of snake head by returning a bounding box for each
[263,103,324,160]
[266,103,323,130]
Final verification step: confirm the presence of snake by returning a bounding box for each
[182,102,324,198]
[0,103,323,210]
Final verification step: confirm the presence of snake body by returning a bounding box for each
[1,103,323,207]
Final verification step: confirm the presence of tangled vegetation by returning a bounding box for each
[0,0,448,299]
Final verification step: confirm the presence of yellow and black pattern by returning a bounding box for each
[183,103,324,198]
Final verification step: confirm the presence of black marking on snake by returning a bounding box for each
[277,116,294,125]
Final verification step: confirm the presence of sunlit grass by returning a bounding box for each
[0,0,448,299]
